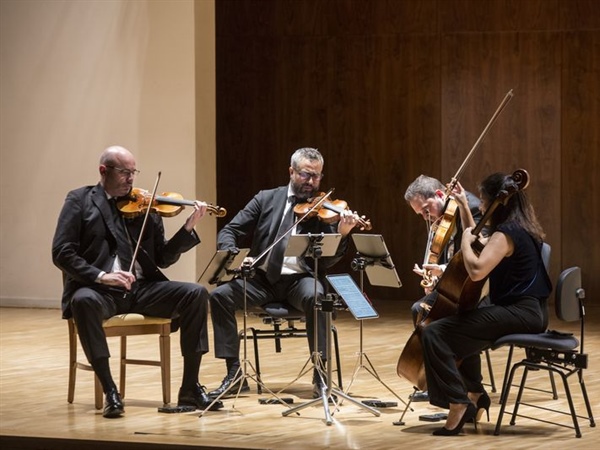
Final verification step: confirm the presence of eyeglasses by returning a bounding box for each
[295,170,324,181]
[106,165,140,177]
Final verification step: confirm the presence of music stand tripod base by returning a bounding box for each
[281,294,380,425]
[197,256,295,417]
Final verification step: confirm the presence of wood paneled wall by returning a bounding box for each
[214,0,600,302]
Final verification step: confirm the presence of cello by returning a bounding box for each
[421,90,514,288]
[397,169,530,390]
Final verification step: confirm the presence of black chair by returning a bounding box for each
[491,243,555,401]
[241,302,342,394]
[493,266,595,438]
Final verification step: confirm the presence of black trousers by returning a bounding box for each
[70,280,209,363]
[421,296,545,409]
[210,270,328,362]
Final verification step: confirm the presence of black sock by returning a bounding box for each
[181,353,202,391]
[91,357,116,393]
[226,357,240,377]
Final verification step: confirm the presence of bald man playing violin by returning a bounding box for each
[52,145,223,418]
[208,147,359,400]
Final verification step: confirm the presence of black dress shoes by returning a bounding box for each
[103,388,124,418]
[208,375,250,399]
[178,383,223,411]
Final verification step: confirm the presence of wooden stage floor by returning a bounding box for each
[1,300,598,449]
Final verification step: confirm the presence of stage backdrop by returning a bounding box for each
[214,0,600,303]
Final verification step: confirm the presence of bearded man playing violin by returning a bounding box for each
[52,145,223,418]
[208,147,359,400]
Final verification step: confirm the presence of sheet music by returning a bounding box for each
[327,274,378,320]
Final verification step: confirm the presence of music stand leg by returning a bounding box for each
[339,265,411,411]
[199,269,294,417]
[343,320,411,409]
[283,297,380,425]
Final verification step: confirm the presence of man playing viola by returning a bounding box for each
[208,147,359,400]
[403,174,482,401]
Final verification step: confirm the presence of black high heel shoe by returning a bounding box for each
[476,391,491,422]
[432,403,477,436]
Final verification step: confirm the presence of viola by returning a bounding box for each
[293,192,372,231]
[421,90,514,288]
[397,169,529,391]
[117,187,227,219]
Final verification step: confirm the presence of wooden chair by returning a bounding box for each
[67,314,172,409]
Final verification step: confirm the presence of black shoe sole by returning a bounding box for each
[103,407,124,418]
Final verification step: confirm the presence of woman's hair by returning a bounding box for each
[479,172,546,242]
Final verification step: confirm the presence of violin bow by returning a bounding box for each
[127,171,162,274]
[445,89,514,197]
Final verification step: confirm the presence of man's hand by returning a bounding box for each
[184,201,208,232]
[100,271,136,291]
[337,210,359,236]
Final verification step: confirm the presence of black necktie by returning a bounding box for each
[266,195,296,284]
[110,198,133,271]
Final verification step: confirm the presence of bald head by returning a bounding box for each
[99,145,137,197]
[100,146,134,166]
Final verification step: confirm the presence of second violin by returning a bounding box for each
[293,191,372,230]
[117,187,227,219]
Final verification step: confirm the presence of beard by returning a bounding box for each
[291,180,319,201]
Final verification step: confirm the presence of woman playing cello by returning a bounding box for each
[421,171,552,435]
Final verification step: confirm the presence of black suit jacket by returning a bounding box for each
[217,186,348,276]
[52,183,200,318]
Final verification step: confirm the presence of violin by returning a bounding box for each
[293,192,372,231]
[116,187,227,219]
[397,169,529,390]
[421,89,514,288]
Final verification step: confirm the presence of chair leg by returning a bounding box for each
[484,349,496,393]
[499,345,515,404]
[578,371,596,427]
[159,326,171,405]
[250,327,263,394]
[119,336,127,399]
[67,320,77,404]
[494,360,522,435]
[273,323,282,353]
[559,371,582,437]
[94,375,103,410]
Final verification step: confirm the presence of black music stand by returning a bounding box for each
[197,248,250,288]
[273,233,341,395]
[281,234,380,425]
[347,234,412,421]
[197,248,293,416]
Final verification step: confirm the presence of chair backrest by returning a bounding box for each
[555,266,584,322]
[537,242,552,329]
[541,242,551,275]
